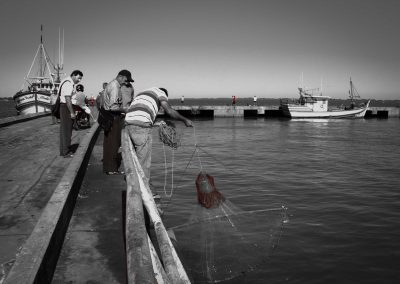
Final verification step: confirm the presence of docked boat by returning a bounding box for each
[13,26,64,115]
[280,78,370,119]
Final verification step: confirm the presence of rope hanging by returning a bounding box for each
[159,123,224,208]
[158,121,181,149]
[158,120,181,198]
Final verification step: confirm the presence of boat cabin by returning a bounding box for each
[298,88,330,112]
[28,81,59,94]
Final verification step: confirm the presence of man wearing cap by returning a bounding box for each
[102,69,134,174]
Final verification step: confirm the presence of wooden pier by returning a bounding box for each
[0,113,190,283]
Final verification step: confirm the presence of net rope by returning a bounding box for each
[159,122,203,199]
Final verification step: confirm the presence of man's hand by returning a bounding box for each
[71,113,76,119]
[184,119,193,127]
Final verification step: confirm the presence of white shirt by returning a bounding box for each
[59,77,74,104]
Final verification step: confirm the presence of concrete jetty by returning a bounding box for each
[169,105,400,118]
[0,115,97,282]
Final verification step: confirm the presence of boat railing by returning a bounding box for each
[121,129,191,284]
[280,98,300,105]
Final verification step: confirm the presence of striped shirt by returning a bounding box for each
[125,87,167,126]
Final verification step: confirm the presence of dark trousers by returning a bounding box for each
[60,103,74,156]
[103,116,122,172]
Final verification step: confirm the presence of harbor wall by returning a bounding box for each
[167,106,400,118]
[365,107,400,118]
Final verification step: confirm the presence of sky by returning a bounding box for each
[1,0,400,100]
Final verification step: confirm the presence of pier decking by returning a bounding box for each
[0,113,189,283]
[0,114,95,282]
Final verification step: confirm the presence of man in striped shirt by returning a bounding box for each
[125,87,193,188]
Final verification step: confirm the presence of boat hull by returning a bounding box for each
[281,101,370,119]
[13,91,52,115]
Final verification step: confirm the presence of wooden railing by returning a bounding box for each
[121,129,191,284]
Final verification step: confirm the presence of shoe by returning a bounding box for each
[63,153,74,158]
[153,194,161,201]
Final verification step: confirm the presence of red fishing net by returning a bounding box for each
[195,172,225,209]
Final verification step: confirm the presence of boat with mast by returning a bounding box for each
[280,77,370,119]
[13,25,64,115]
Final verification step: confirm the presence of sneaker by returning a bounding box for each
[152,194,161,201]
[63,153,74,158]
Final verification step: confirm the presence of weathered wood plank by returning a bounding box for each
[121,130,157,284]
[123,129,190,284]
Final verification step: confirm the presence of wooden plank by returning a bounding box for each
[148,234,170,284]
[123,130,190,284]
[121,130,156,284]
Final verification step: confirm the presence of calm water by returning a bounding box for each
[150,118,400,284]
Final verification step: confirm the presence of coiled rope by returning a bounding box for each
[159,121,202,198]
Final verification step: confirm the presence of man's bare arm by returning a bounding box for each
[160,101,193,127]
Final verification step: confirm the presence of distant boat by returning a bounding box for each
[280,78,370,119]
[13,26,64,115]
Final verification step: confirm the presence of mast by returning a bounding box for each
[349,77,353,100]
[40,25,43,80]
[55,27,64,83]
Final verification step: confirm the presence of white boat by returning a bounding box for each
[13,26,64,115]
[280,78,370,119]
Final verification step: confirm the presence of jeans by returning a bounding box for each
[103,116,122,172]
[126,125,153,185]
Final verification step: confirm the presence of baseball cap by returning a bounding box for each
[118,69,134,82]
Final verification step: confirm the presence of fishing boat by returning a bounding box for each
[13,26,64,115]
[280,78,370,119]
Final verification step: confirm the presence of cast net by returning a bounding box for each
[196,172,225,209]
[156,126,289,283]
[171,197,288,283]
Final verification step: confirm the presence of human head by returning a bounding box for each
[117,69,134,85]
[159,87,168,97]
[102,82,108,89]
[76,84,84,92]
[71,70,83,84]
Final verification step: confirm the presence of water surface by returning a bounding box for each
[151,118,400,284]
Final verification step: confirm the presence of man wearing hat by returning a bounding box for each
[102,69,134,174]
